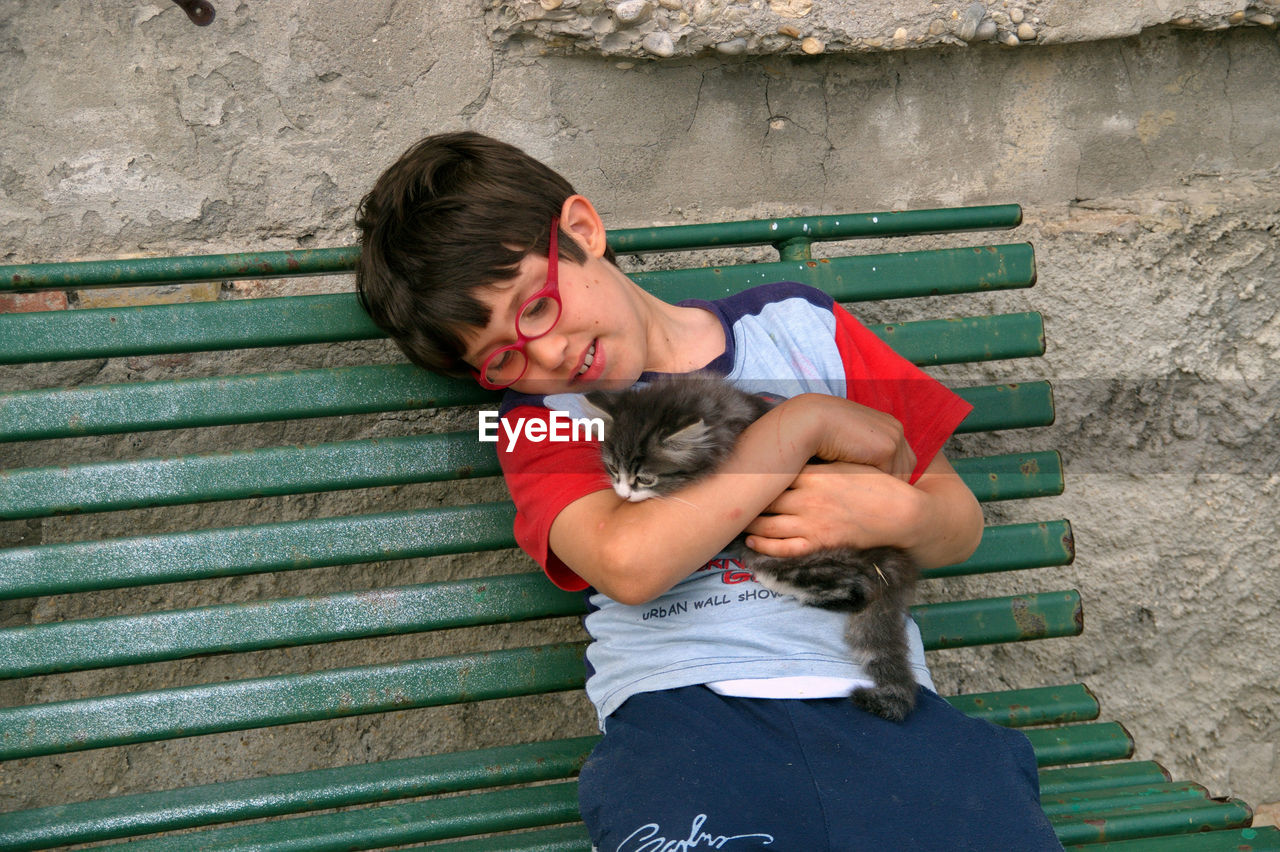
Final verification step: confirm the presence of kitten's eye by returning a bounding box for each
[635,474,658,488]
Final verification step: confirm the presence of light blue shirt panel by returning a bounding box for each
[570,286,934,729]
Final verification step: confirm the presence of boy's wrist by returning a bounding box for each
[773,393,832,461]
[781,393,913,478]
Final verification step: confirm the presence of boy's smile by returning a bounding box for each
[573,339,604,384]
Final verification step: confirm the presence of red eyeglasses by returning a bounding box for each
[473,218,564,390]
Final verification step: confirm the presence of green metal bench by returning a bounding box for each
[1,206,1275,850]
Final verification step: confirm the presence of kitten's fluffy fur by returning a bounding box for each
[584,373,920,722]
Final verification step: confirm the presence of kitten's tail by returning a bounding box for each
[848,585,918,723]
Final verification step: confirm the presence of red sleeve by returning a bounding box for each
[832,303,972,484]
[498,404,609,591]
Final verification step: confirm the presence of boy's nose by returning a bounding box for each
[523,332,569,373]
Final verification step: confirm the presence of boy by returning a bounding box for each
[356,131,1063,850]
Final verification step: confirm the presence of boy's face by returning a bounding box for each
[460,245,651,395]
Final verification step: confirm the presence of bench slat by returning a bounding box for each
[0,513,1070,602]
[956,381,1055,433]
[406,826,591,852]
[1051,797,1255,848]
[1026,722,1134,767]
[0,247,360,294]
[0,362,1049,441]
[0,294,374,364]
[0,642,589,761]
[1064,826,1280,851]
[0,287,1040,366]
[1,581,1080,678]
[0,737,598,852]
[880,312,1045,365]
[1042,782,1211,818]
[0,206,1023,294]
[609,205,1024,253]
[0,503,517,601]
[945,683,1097,727]
[924,519,1074,579]
[915,590,1083,649]
[0,574,584,677]
[0,364,493,442]
[1039,761,1172,796]
[629,243,1036,302]
[97,780,584,852]
[0,443,1059,521]
[0,432,501,521]
[955,451,1064,501]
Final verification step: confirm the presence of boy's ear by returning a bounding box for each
[560,195,608,259]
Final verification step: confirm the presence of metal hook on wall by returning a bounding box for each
[171,0,216,26]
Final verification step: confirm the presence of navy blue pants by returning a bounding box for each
[577,685,1063,851]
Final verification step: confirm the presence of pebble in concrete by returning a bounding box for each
[715,37,749,54]
[958,2,987,40]
[614,0,651,24]
[642,30,675,56]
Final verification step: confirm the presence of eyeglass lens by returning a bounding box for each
[482,296,562,385]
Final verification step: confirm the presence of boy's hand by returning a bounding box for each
[781,394,916,481]
[743,452,984,571]
[743,461,924,557]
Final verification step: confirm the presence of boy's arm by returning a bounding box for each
[547,392,915,605]
[742,452,984,571]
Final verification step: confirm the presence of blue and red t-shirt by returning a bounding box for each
[496,282,972,726]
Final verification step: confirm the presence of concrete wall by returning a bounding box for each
[2,0,1278,814]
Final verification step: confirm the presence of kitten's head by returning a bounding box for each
[584,374,769,502]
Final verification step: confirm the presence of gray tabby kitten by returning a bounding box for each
[584,372,920,722]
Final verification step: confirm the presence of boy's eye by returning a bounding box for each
[518,296,561,335]
[483,350,521,383]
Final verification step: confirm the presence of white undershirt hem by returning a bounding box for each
[706,675,874,699]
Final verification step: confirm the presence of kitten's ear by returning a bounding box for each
[663,419,714,464]
[580,394,613,430]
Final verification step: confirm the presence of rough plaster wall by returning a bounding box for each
[1,0,1278,813]
[493,0,1280,58]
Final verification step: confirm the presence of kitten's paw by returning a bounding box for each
[851,686,915,722]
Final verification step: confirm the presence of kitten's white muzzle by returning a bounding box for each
[611,481,656,502]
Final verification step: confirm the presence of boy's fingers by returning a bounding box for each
[743,534,813,558]
[744,512,800,539]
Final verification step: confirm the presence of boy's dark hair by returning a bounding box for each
[354,131,614,376]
